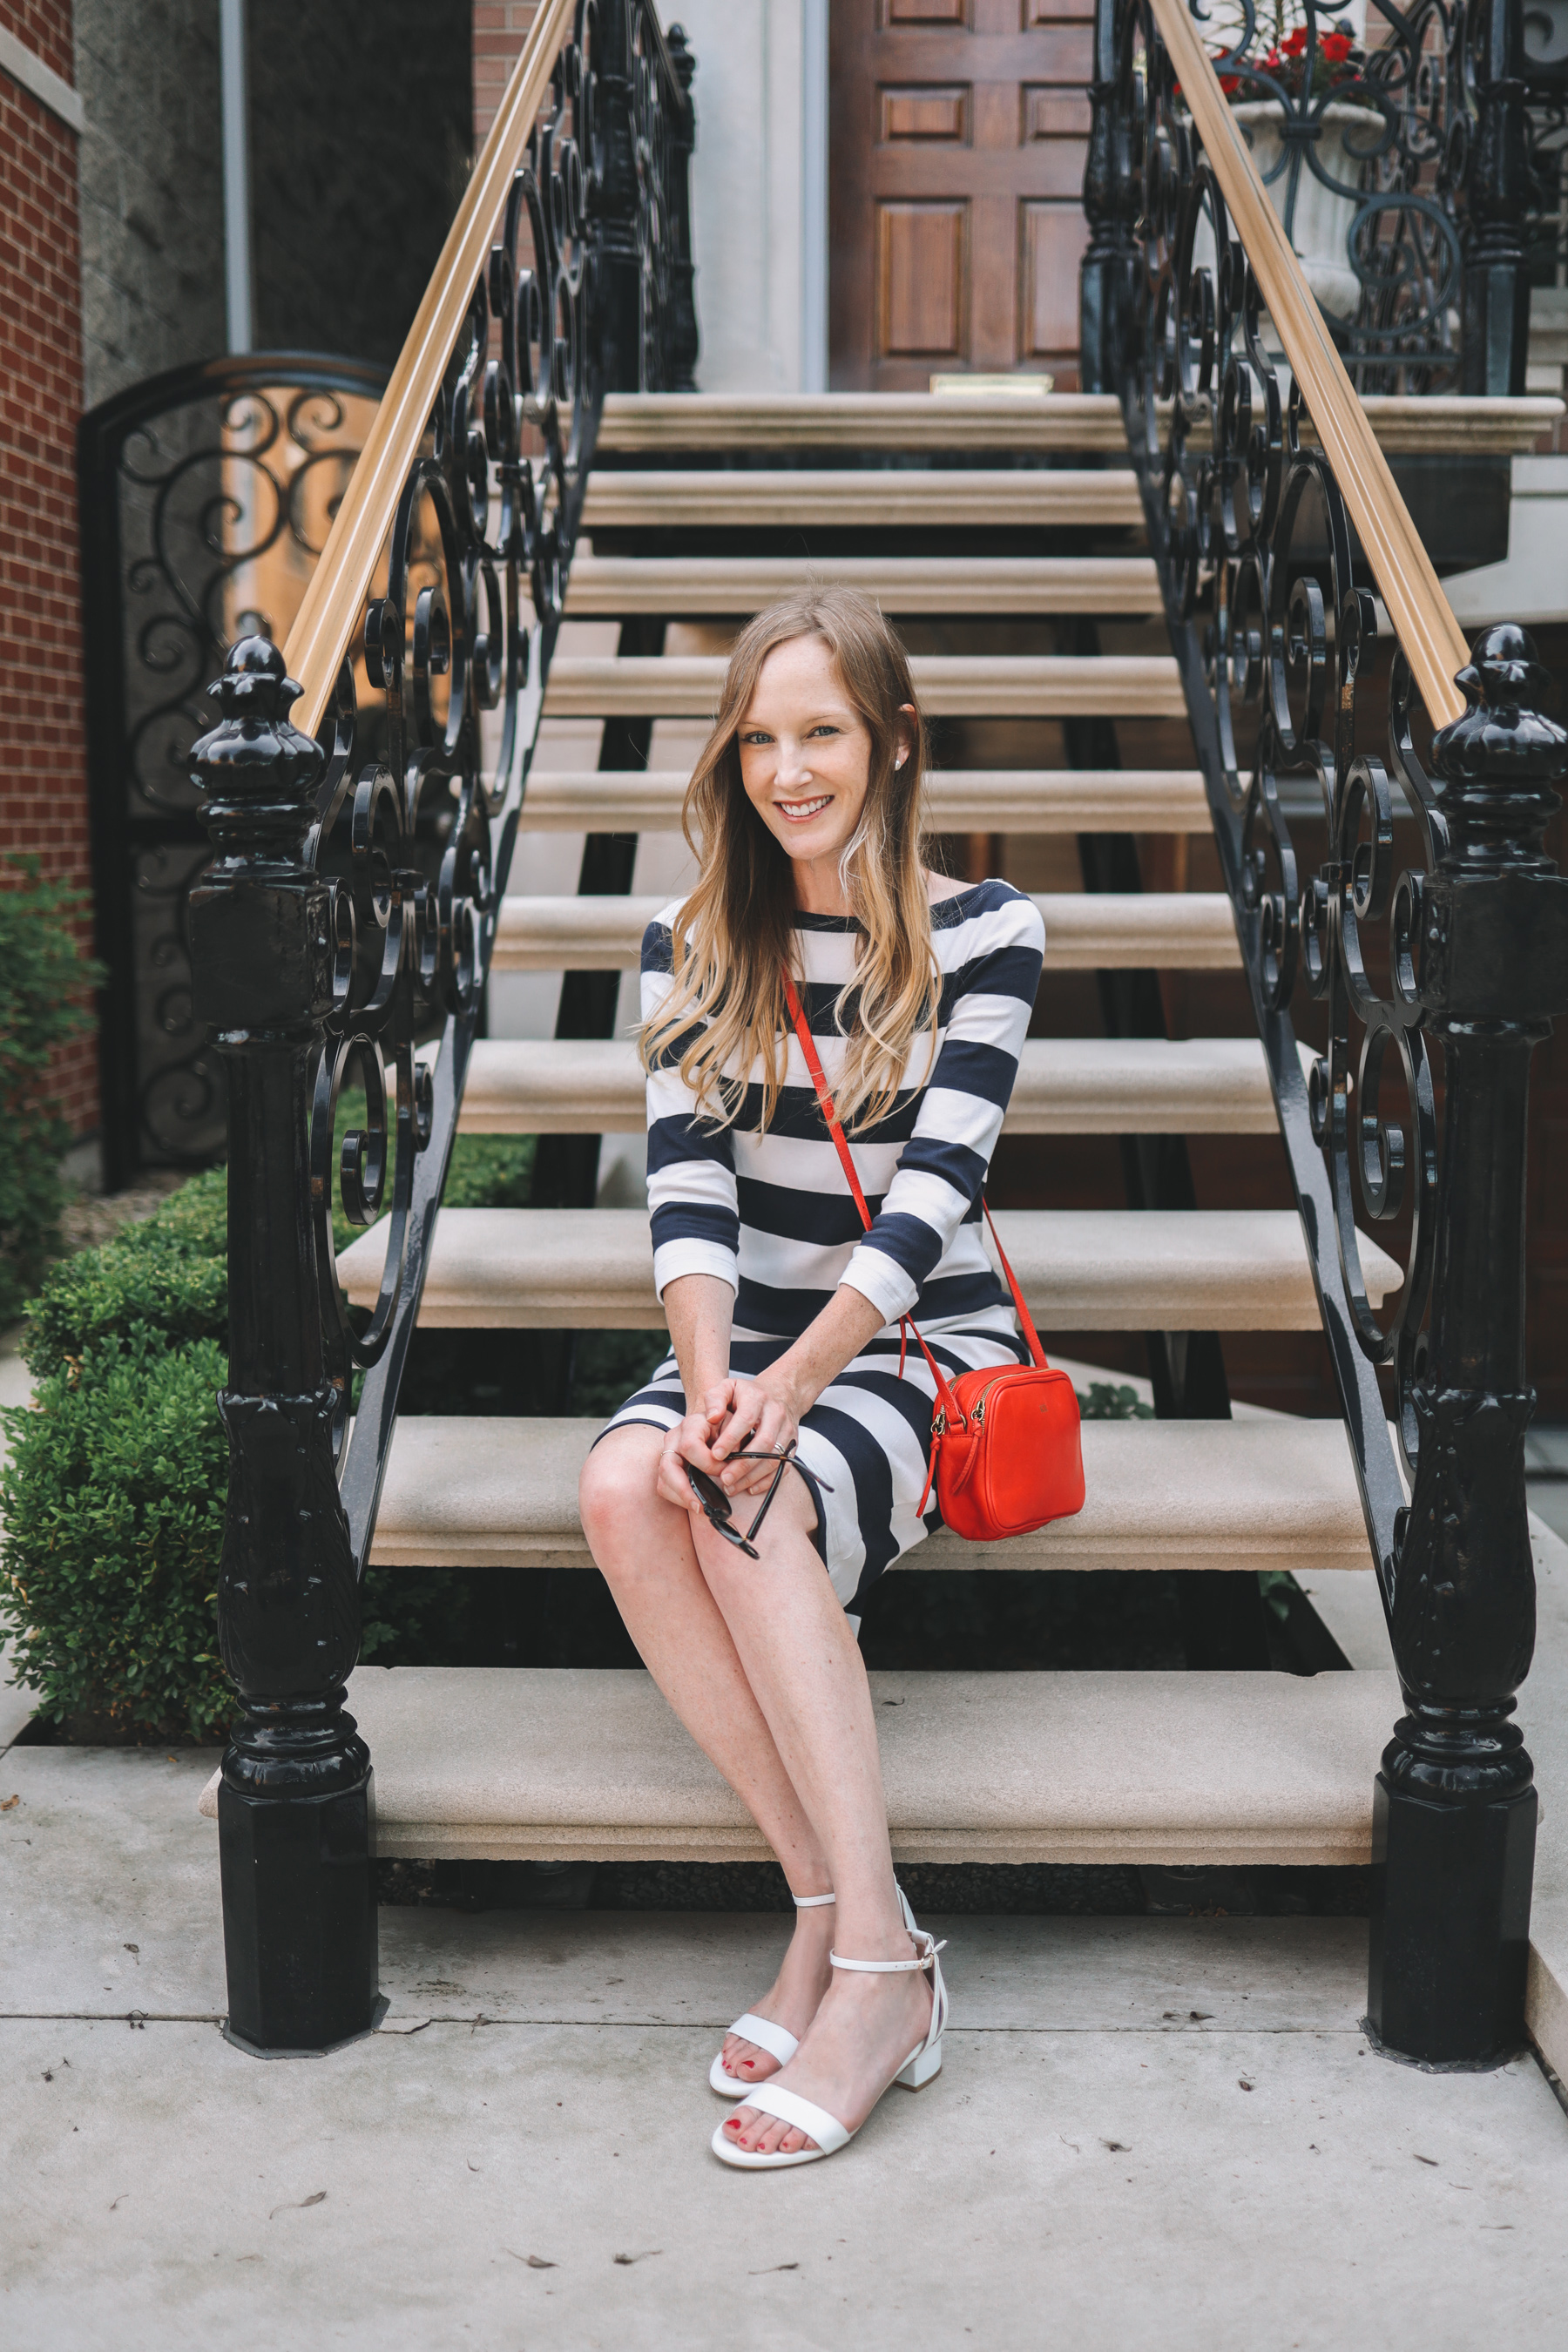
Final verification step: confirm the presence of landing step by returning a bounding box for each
[453,1035,1296,1136]
[199,1666,1400,1864]
[491,892,1238,971]
[579,470,1143,533]
[542,654,1182,720]
[564,554,1163,615]
[337,1207,1400,1331]
[596,390,1130,452]
[594,389,1561,457]
[365,1415,1375,1574]
[516,768,1212,833]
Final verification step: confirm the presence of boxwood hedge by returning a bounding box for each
[0,862,102,1325]
[0,1134,533,1743]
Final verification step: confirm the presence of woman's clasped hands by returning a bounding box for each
[655,1372,802,1518]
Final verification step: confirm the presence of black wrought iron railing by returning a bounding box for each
[1085,0,1568,2066]
[1085,0,1551,396]
[185,0,696,2056]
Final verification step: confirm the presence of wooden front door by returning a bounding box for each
[828,0,1094,392]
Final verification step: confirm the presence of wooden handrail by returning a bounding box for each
[1147,0,1470,727]
[282,0,577,740]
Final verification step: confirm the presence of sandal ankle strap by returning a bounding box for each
[793,1891,836,1909]
[830,1929,946,1974]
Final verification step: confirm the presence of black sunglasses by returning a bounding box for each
[684,1442,831,1558]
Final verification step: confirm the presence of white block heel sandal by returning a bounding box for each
[710,1925,949,2169]
[708,1892,836,2097]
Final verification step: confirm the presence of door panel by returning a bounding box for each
[879,84,972,141]
[1023,84,1092,140]
[878,200,969,355]
[831,0,1095,389]
[1020,199,1090,361]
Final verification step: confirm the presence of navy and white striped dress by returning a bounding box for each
[597,880,1046,1616]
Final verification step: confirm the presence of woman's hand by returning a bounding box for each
[653,1376,803,1521]
[653,1399,728,1516]
[655,1274,885,1521]
[706,1373,801,1497]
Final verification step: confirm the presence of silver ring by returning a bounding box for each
[773,1439,790,1456]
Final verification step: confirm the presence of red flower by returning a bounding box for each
[1261,47,1283,69]
[1220,71,1241,92]
[1282,27,1309,54]
[1321,30,1354,60]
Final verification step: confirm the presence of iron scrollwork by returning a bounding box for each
[1090,0,1568,2064]
[1091,0,1551,395]
[1170,0,1470,388]
[78,358,389,1185]
[186,0,697,2054]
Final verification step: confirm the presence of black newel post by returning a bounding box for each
[665,24,700,392]
[1460,0,1531,395]
[1369,625,1568,2065]
[1078,0,1138,395]
[189,638,379,2058]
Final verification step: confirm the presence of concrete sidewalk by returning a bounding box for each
[3,1748,1567,2350]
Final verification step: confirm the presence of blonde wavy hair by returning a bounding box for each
[639,587,939,1137]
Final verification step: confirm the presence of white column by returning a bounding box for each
[800,0,829,393]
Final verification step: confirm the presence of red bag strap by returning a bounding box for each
[780,968,1051,1394]
[980,1202,1050,1373]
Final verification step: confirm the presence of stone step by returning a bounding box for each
[364,1413,1375,1575]
[596,389,1131,452]
[542,653,1183,720]
[516,767,1212,833]
[594,389,1561,457]
[578,469,1144,532]
[452,1035,1297,1136]
[203,1662,1400,1863]
[492,891,1237,971]
[336,1206,1400,1332]
[564,553,1163,616]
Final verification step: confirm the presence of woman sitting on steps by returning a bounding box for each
[578,587,1044,2168]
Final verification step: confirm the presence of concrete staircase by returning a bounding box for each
[309,391,1413,1873]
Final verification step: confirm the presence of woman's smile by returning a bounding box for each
[775,791,834,823]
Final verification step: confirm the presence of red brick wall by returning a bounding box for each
[473,3,539,145]
[0,1,96,1138]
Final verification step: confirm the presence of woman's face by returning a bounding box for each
[736,634,909,887]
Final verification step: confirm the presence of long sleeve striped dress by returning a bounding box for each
[596,878,1047,1617]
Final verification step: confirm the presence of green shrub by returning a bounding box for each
[21,1165,229,1379]
[440,1132,536,1213]
[2,1138,531,1741]
[1076,1381,1154,1421]
[571,1328,670,1418]
[0,862,103,1325]
[1,1333,231,1740]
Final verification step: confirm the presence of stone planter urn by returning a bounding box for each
[1189,98,1383,332]
[1230,98,1384,321]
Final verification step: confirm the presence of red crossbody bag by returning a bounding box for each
[782,970,1085,1543]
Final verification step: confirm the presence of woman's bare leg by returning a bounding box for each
[681,1485,932,2159]
[579,1426,835,2083]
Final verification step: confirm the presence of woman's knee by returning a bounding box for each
[578,1430,665,1562]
